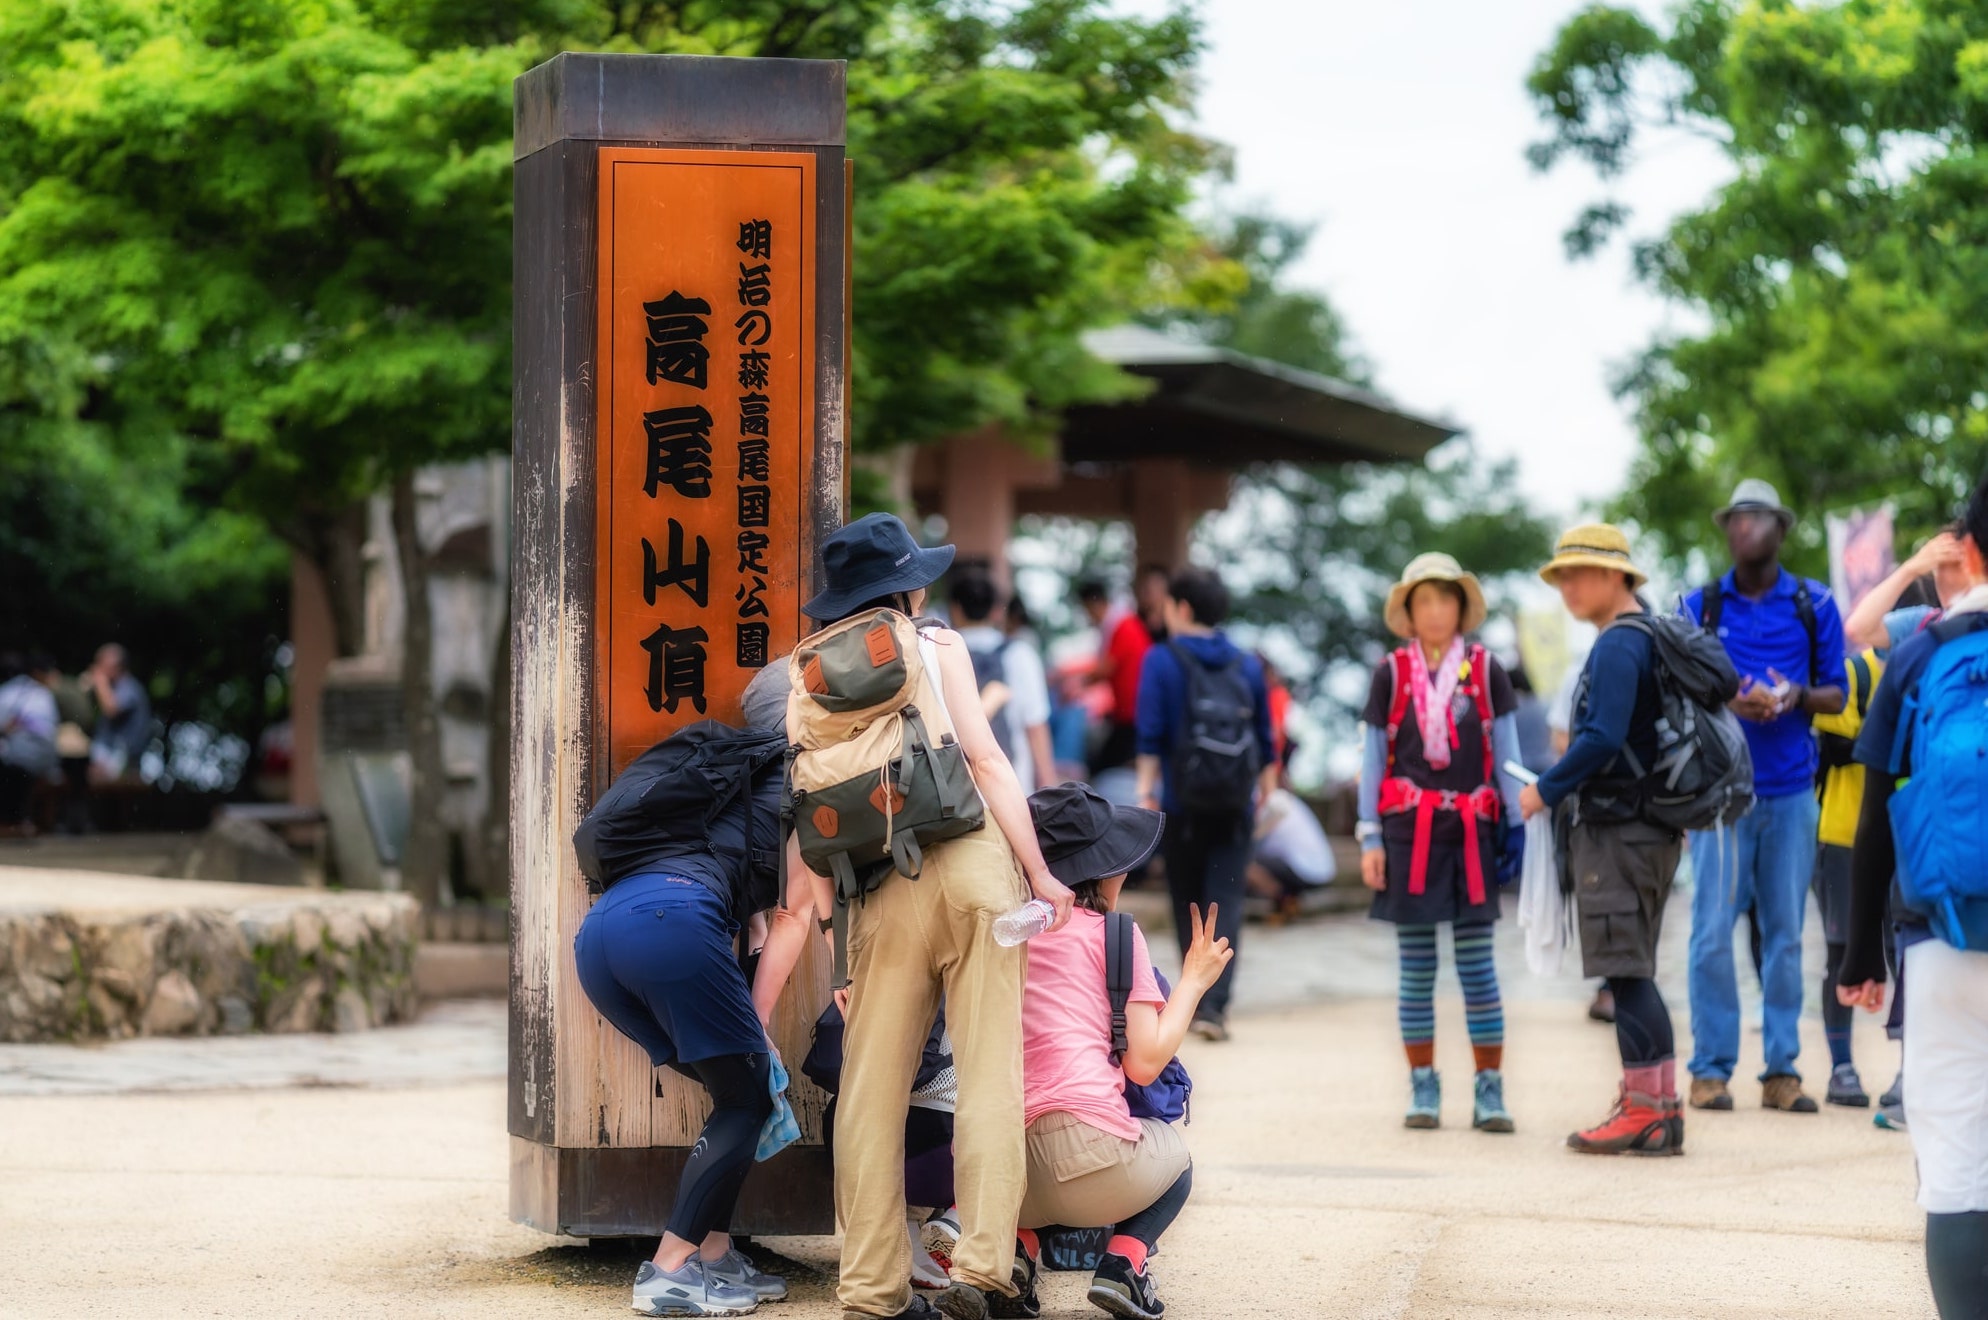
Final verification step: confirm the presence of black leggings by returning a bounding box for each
[1116,1165,1194,1251]
[1607,976,1674,1067]
[665,1051,773,1243]
[1821,939,1855,1059]
[1928,1212,1988,1319]
[1164,813,1249,1018]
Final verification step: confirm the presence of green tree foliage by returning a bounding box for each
[0,0,540,833]
[1187,216,1554,698]
[1529,0,1988,571]
[558,2,1242,448]
[0,0,1234,637]
[0,425,286,740]
[0,0,1235,837]
[0,0,535,654]
[834,3,1240,453]
[617,3,1243,499]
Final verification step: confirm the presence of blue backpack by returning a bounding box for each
[1887,618,1988,951]
[1103,911,1192,1124]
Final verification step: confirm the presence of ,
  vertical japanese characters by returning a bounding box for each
[734,217,776,671]
[643,292,713,388]
[636,290,713,715]
[598,150,816,774]
[639,622,711,715]
[643,520,711,609]
[643,404,715,499]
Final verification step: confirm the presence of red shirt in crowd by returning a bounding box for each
[1267,681,1291,767]
[1106,614,1151,726]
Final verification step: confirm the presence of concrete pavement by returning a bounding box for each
[0,998,504,1097]
[0,955,1929,1319]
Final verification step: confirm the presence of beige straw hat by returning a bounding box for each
[1538,523,1650,590]
[1384,553,1489,640]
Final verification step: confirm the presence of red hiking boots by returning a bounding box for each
[1566,1086,1684,1156]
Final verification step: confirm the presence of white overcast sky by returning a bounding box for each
[1150,0,1734,522]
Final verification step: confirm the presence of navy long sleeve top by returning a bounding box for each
[1535,618,1663,809]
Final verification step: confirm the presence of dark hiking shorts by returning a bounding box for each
[1568,819,1683,980]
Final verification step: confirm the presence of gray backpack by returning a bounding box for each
[1577,613,1754,832]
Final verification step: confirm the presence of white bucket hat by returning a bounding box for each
[1714,478,1796,532]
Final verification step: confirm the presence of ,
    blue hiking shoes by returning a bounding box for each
[1403,1066,1513,1132]
[707,1249,787,1303]
[1473,1069,1515,1133]
[1405,1066,1441,1129]
[1827,1063,1870,1108]
[631,1259,758,1316]
[1876,1072,1907,1131]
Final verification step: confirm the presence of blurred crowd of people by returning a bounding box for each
[569,469,1988,1319]
[0,643,151,831]
[938,560,1339,927]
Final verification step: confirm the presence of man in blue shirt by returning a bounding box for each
[1133,568,1277,1042]
[1678,480,1847,1114]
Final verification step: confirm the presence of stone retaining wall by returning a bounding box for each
[0,872,419,1043]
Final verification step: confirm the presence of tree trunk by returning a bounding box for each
[289,502,371,658]
[390,471,449,910]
